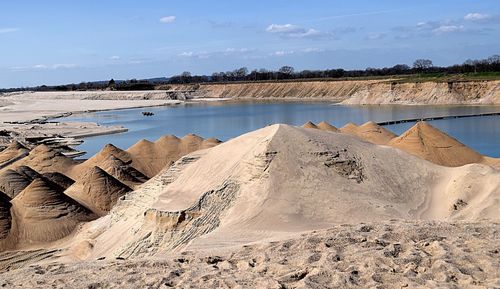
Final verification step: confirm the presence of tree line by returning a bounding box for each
[168,55,500,84]
[1,55,499,92]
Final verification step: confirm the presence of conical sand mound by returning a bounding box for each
[65,167,132,216]
[317,121,339,132]
[127,134,220,178]
[98,155,149,187]
[90,144,132,164]
[42,172,75,191]
[5,144,77,174]
[302,121,318,129]
[0,169,34,198]
[0,141,29,168]
[0,192,11,240]
[339,121,396,144]
[76,124,499,259]
[72,144,134,176]
[15,166,41,180]
[388,121,484,167]
[340,122,358,134]
[10,178,95,245]
[179,134,205,152]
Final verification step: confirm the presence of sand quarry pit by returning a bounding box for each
[0,122,498,288]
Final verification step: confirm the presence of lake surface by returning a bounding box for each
[62,101,500,158]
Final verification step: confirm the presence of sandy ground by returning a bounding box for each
[0,91,181,144]
[0,91,179,123]
[0,221,498,288]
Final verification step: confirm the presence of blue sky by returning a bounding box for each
[1,0,499,88]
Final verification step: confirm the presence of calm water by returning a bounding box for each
[62,101,500,158]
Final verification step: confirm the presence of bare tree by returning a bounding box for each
[279,66,295,75]
[413,59,433,71]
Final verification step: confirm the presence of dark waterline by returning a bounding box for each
[61,101,500,158]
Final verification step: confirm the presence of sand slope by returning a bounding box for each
[388,121,485,167]
[64,124,499,260]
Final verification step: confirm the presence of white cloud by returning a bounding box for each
[432,25,465,34]
[109,55,120,60]
[0,28,19,34]
[266,24,327,39]
[302,48,325,53]
[178,51,194,57]
[160,16,176,23]
[272,50,294,56]
[266,24,301,33]
[464,13,490,21]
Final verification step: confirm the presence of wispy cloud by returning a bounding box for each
[177,48,255,59]
[464,12,500,24]
[160,16,176,23]
[266,24,329,39]
[432,25,465,35]
[272,50,295,56]
[464,13,490,22]
[0,28,20,34]
[109,55,120,60]
[10,63,76,71]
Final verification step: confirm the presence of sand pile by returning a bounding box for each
[0,169,34,198]
[65,167,132,216]
[340,121,396,144]
[95,155,148,188]
[317,121,339,132]
[3,178,95,250]
[127,134,221,178]
[2,144,77,175]
[0,141,29,168]
[41,172,75,191]
[73,144,148,187]
[302,121,339,132]
[65,124,499,260]
[388,121,485,167]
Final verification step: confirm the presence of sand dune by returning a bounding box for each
[340,121,396,144]
[64,124,499,260]
[388,121,485,167]
[65,166,132,216]
[4,178,95,249]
